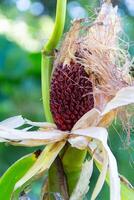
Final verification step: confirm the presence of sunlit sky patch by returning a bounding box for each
[16,0,31,12]
[16,0,44,16]
[30,2,44,16]
[125,0,134,16]
[67,1,87,19]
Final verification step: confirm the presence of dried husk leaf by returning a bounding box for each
[101,86,134,116]
[68,136,89,150]
[72,108,101,130]
[54,19,81,67]
[0,115,24,128]
[0,124,67,146]
[15,141,65,190]
[91,147,108,200]
[99,110,117,127]
[25,119,57,129]
[70,159,93,200]
[71,127,120,200]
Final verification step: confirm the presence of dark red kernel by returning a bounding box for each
[50,62,94,131]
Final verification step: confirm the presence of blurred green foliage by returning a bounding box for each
[0,0,134,199]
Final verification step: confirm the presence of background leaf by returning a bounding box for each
[0,152,38,200]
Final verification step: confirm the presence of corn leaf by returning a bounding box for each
[121,181,134,200]
[0,152,37,200]
[95,160,134,200]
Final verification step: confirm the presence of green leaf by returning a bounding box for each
[0,151,38,200]
[95,160,134,200]
[62,146,87,195]
[120,177,134,200]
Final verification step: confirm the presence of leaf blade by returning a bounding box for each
[0,152,37,200]
[95,160,134,200]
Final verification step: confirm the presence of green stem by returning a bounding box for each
[48,156,69,200]
[62,147,87,195]
[41,55,53,122]
[41,0,67,122]
[41,0,67,199]
[42,0,67,54]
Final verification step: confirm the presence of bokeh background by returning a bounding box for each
[0,0,134,199]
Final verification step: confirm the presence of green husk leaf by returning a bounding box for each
[0,152,37,200]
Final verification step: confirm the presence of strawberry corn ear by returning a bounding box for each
[50,62,94,131]
[50,2,133,132]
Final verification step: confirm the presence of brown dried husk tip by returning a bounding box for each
[50,2,134,132]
